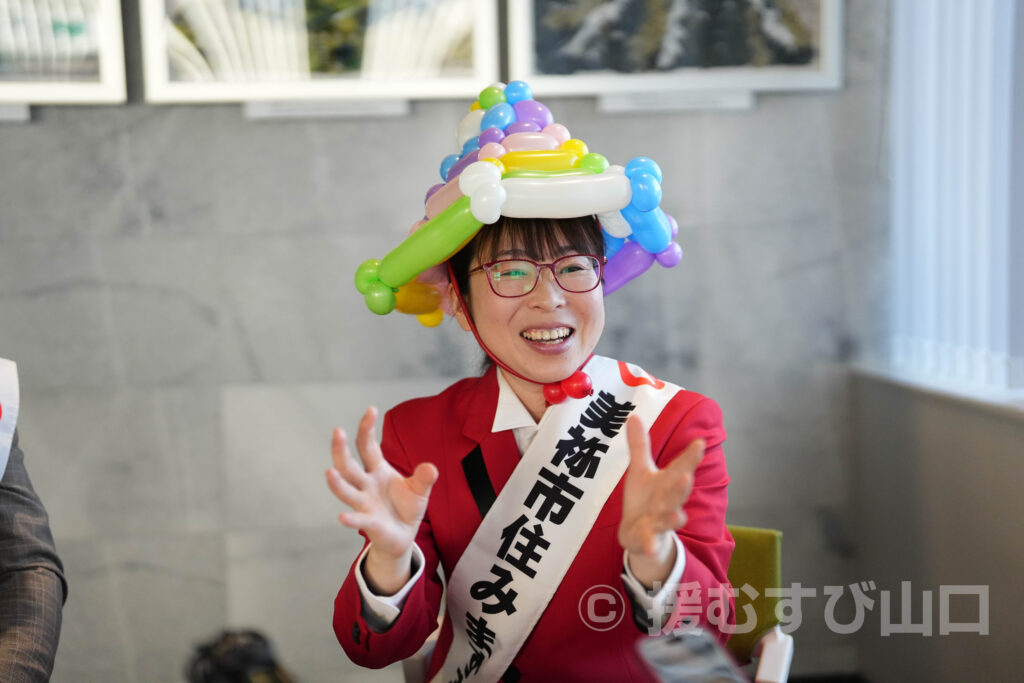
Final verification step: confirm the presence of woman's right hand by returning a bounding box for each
[326,406,438,594]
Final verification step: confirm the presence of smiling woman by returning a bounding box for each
[326,82,734,682]
[448,216,608,417]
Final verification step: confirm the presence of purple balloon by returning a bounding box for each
[603,241,655,295]
[424,183,444,204]
[445,150,479,182]
[478,126,505,145]
[655,241,683,268]
[504,121,542,134]
[667,213,679,238]
[513,100,553,129]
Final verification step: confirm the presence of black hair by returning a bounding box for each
[448,215,605,307]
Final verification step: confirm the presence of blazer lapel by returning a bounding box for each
[458,366,520,504]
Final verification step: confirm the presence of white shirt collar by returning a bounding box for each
[492,368,538,434]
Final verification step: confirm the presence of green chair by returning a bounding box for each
[725,525,793,683]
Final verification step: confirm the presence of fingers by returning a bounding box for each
[330,427,347,471]
[325,468,369,509]
[337,510,383,534]
[626,414,655,474]
[331,428,371,488]
[356,407,386,472]
[407,462,439,498]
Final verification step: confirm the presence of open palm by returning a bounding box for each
[326,407,438,559]
[618,414,704,557]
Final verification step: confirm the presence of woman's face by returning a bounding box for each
[456,237,605,384]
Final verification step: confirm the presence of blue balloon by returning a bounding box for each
[504,80,533,104]
[461,136,480,155]
[621,205,672,254]
[628,172,662,212]
[624,157,663,184]
[480,102,516,132]
[439,154,460,181]
[603,231,626,259]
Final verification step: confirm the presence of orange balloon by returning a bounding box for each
[394,281,442,315]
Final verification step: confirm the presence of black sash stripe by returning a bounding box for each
[461,445,496,518]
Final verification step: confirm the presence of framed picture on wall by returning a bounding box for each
[0,0,126,103]
[507,0,843,96]
[139,0,500,103]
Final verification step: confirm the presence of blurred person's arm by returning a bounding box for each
[0,430,68,681]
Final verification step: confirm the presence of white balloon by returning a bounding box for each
[605,164,626,175]
[470,182,507,224]
[597,211,633,238]
[501,174,631,218]
[456,109,486,149]
[459,161,502,197]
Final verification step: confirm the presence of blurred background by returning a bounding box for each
[1,0,1022,681]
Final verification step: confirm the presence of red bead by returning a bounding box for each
[562,371,593,399]
[543,382,567,404]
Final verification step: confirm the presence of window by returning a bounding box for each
[890,0,1024,391]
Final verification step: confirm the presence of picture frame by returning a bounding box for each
[139,0,500,103]
[507,0,843,96]
[0,0,126,103]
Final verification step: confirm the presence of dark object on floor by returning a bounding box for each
[186,630,296,683]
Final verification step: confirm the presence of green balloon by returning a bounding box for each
[378,196,483,288]
[354,259,381,294]
[478,86,506,110]
[579,153,609,174]
[365,281,397,315]
[502,168,593,179]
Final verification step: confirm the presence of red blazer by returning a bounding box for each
[334,364,733,682]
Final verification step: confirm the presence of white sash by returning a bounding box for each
[436,355,680,683]
[0,358,20,479]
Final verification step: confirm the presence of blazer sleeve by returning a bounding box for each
[0,430,68,682]
[332,408,445,669]
[646,393,735,643]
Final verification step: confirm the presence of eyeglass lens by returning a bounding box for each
[487,255,601,297]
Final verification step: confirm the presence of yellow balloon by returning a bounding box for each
[394,281,442,315]
[479,157,507,175]
[561,138,589,158]
[417,309,445,327]
[501,150,579,172]
[470,101,482,111]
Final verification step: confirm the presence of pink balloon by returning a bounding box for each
[424,177,464,219]
[417,264,448,285]
[542,123,571,145]
[478,142,507,159]
[408,218,428,235]
[603,241,655,295]
[424,184,443,204]
[501,132,558,152]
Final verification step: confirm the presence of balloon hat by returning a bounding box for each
[353,80,683,329]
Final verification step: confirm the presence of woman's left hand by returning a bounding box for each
[618,414,705,586]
